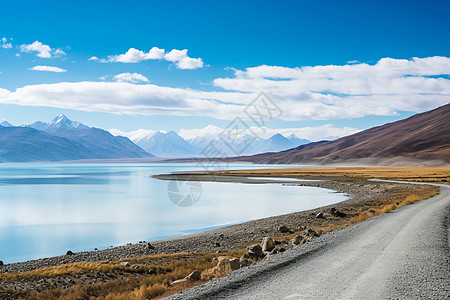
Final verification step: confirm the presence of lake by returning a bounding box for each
[0,163,349,264]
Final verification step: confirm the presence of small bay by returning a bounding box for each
[0,163,349,263]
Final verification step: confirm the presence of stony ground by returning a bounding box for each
[167,181,450,300]
[0,177,429,299]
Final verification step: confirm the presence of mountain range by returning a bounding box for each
[231,103,450,164]
[0,115,152,162]
[129,131,310,157]
[1,104,448,163]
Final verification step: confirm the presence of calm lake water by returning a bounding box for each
[0,163,349,264]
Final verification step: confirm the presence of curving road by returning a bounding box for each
[167,181,450,299]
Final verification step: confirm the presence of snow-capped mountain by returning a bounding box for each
[0,121,13,127]
[27,115,89,132]
[133,131,201,157]
[287,133,310,146]
[0,115,153,162]
[251,133,300,153]
[118,129,311,157]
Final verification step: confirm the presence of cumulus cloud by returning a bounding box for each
[1,37,12,49]
[113,72,149,83]
[88,56,99,61]
[164,49,204,69]
[53,49,66,57]
[29,65,67,73]
[0,57,448,121]
[98,47,204,69]
[0,81,251,118]
[104,47,165,63]
[19,41,66,58]
[213,56,450,119]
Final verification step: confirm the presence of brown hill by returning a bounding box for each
[236,103,450,164]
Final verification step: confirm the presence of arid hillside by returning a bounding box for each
[236,104,450,164]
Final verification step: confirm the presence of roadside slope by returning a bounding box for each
[167,182,449,299]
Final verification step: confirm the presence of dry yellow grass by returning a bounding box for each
[208,166,450,182]
[13,250,246,300]
[273,184,439,241]
[1,252,192,281]
[8,167,444,299]
[312,185,439,235]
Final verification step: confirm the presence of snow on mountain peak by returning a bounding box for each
[0,121,13,127]
[26,115,88,131]
[52,114,69,124]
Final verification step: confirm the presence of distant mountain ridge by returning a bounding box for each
[0,115,153,162]
[27,115,89,132]
[129,130,310,157]
[0,121,13,127]
[232,104,450,164]
[134,131,200,157]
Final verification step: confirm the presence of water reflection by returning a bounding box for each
[0,163,348,263]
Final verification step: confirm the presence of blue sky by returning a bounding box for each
[0,0,449,140]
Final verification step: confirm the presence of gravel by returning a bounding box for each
[166,182,450,300]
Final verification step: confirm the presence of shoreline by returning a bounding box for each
[0,169,442,299]
[1,175,413,273]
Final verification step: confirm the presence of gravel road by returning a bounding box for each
[167,182,450,300]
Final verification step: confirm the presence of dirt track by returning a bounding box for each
[167,181,450,299]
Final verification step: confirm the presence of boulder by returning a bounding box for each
[289,235,304,245]
[148,268,157,275]
[305,228,320,237]
[215,257,240,273]
[66,250,74,256]
[239,257,253,266]
[172,278,189,285]
[248,244,265,258]
[131,264,139,270]
[278,225,289,233]
[315,212,324,218]
[261,237,275,252]
[119,262,130,267]
[0,260,3,266]
[241,251,258,260]
[187,270,201,281]
[229,258,240,270]
[147,243,155,250]
[331,207,346,218]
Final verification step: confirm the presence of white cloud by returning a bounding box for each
[1,37,12,49]
[213,56,450,119]
[29,65,67,73]
[0,57,448,121]
[88,56,99,61]
[104,47,165,63]
[164,49,204,69]
[0,81,251,118]
[99,47,204,69]
[113,72,149,83]
[19,41,66,58]
[53,49,66,57]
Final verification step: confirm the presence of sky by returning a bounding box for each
[0,0,449,141]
